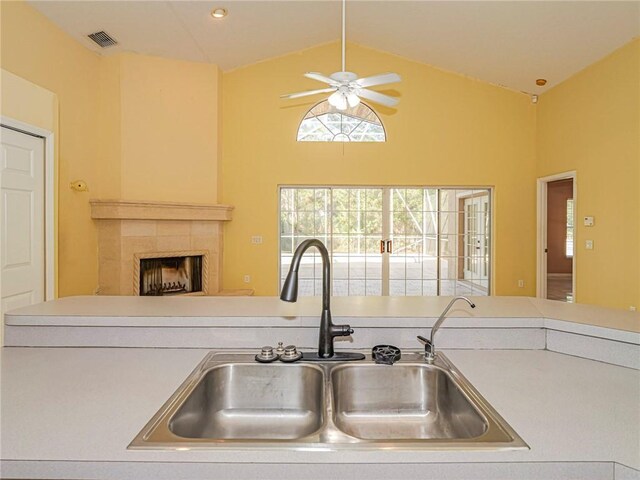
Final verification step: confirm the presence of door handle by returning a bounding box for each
[380,240,393,253]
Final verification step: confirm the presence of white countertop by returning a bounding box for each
[6,295,639,331]
[3,296,639,478]
[1,347,638,476]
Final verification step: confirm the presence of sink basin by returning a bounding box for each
[129,351,528,450]
[331,364,486,440]
[170,363,324,440]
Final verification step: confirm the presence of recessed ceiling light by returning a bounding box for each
[536,79,547,86]
[211,8,227,19]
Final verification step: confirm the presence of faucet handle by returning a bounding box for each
[416,335,436,363]
[332,324,354,337]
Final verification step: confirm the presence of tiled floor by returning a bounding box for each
[547,274,573,302]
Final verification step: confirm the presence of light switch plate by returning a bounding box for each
[585,240,594,250]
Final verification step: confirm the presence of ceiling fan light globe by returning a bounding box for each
[328,91,342,107]
[347,92,360,108]
[336,95,348,111]
[329,91,348,110]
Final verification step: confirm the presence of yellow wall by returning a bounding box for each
[1,2,221,298]
[221,42,538,295]
[1,69,58,133]
[537,39,640,310]
[3,0,636,310]
[117,53,220,203]
[1,0,102,297]
[97,55,123,200]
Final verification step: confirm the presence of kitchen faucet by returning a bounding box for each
[280,239,364,361]
[418,296,476,363]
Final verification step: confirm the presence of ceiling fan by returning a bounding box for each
[281,0,401,110]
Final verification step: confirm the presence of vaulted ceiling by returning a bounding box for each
[29,1,640,93]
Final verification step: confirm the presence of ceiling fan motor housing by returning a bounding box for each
[330,71,358,83]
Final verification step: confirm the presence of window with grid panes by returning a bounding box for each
[280,187,492,297]
[296,101,386,142]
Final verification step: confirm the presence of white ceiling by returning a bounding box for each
[29,1,640,93]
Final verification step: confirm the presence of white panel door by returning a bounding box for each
[0,126,45,321]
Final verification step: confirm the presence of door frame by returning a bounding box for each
[536,171,577,300]
[278,185,494,297]
[461,192,490,286]
[1,116,55,301]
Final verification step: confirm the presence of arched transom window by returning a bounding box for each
[296,100,386,142]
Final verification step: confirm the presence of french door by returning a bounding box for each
[279,186,491,296]
[463,194,490,289]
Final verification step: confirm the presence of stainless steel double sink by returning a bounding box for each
[129,351,528,450]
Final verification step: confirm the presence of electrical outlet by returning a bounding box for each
[251,236,263,245]
[630,306,637,312]
[585,240,594,250]
[517,280,524,288]
[243,275,251,283]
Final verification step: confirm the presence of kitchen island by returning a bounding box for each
[1,296,639,479]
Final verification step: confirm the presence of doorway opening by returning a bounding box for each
[537,172,576,302]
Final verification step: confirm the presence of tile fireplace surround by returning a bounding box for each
[90,200,233,296]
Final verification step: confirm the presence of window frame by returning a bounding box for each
[566,198,575,258]
[277,184,494,297]
[295,100,387,143]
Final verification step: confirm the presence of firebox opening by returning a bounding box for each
[139,255,203,296]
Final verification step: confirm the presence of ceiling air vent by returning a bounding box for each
[87,31,117,48]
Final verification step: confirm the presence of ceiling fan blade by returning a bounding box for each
[355,72,401,88]
[357,88,399,107]
[304,72,339,85]
[280,87,337,100]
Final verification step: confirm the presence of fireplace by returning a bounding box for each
[91,200,233,296]
[139,255,203,296]
[134,250,209,296]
